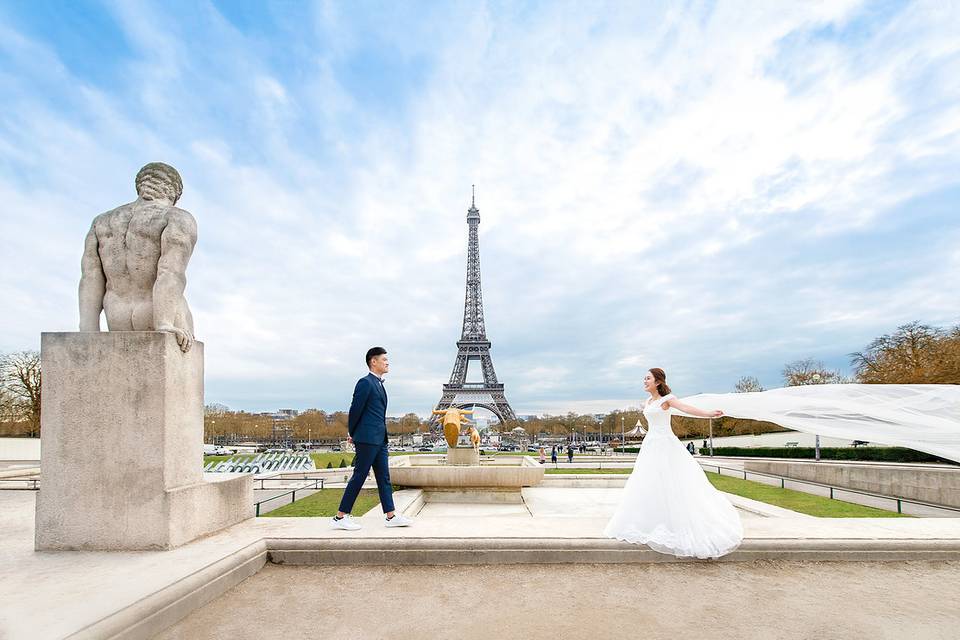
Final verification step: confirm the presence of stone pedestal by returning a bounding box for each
[36,332,252,551]
[447,447,480,466]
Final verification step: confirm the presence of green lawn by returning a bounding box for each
[261,488,381,517]
[547,468,910,518]
[310,452,354,469]
[545,468,631,474]
[705,472,910,518]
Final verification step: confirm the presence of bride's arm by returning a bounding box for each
[664,397,722,418]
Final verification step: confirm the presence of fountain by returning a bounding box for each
[390,408,544,504]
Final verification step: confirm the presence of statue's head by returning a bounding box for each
[135,162,183,204]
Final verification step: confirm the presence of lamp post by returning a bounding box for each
[708,418,714,457]
[620,415,625,455]
[599,418,603,470]
[812,373,822,461]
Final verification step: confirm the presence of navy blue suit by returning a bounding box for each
[338,373,394,515]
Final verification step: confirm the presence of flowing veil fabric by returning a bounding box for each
[680,384,960,464]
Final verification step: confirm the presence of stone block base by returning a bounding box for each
[446,447,480,466]
[36,332,252,550]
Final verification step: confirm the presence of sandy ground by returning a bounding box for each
[156,561,960,640]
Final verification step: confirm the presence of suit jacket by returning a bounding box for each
[348,372,388,445]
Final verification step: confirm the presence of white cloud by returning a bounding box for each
[0,2,958,416]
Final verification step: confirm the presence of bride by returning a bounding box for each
[603,367,743,558]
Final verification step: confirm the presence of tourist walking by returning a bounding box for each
[551,446,558,464]
[539,446,546,464]
[566,445,574,464]
[332,347,413,531]
[604,368,743,559]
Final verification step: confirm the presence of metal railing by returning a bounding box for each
[701,461,960,515]
[254,478,325,516]
[254,475,340,490]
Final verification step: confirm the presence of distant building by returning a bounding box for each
[264,409,299,421]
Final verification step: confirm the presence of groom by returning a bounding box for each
[332,347,413,530]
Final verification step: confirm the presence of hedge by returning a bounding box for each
[696,446,956,464]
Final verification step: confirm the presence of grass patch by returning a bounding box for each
[261,488,381,518]
[704,472,910,518]
[310,452,354,469]
[546,468,910,518]
[545,468,631,474]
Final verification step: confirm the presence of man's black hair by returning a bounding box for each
[366,347,387,367]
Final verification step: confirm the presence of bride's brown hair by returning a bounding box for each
[649,368,671,396]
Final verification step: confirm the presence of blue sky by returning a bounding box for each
[1,1,959,417]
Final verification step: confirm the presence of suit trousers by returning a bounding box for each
[338,441,395,515]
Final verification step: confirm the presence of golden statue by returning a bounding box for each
[432,407,474,448]
[468,425,481,450]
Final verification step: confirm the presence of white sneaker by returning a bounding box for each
[385,514,413,527]
[331,515,362,531]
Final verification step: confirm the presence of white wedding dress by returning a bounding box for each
[603,394,743,558]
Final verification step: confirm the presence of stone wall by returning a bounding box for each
[742,459,960,508]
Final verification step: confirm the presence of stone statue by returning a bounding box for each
[432,407,474,448]
[79,162,197,352]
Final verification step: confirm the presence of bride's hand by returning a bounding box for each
[711,410,723,418]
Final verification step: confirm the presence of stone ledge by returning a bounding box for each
[265,536,960,566]
[71,540,267,640]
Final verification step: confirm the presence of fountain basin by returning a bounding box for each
[390,454,545,493]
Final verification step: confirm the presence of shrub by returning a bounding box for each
[326,461,333,469]
[339,458,347,468]
[697,446,956,465]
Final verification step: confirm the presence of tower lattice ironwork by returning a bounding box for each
[434,189,517,424]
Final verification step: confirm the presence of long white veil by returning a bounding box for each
[679,384,960,464]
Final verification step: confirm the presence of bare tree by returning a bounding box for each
[781,358,845,387]
[0,351,41,437]
[850,321,960,384]
[204,402,229,416]
[734,376,764,393]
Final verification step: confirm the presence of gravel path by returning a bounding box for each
[157,560,960,640]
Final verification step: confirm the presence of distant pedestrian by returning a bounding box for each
[567,446,574,464]
[702,439,707,450]
[551,446,558,464]
[539,446,546,464]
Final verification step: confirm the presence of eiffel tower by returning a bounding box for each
[434,188,517,423]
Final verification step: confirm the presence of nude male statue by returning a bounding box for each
[79,162,197,353]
